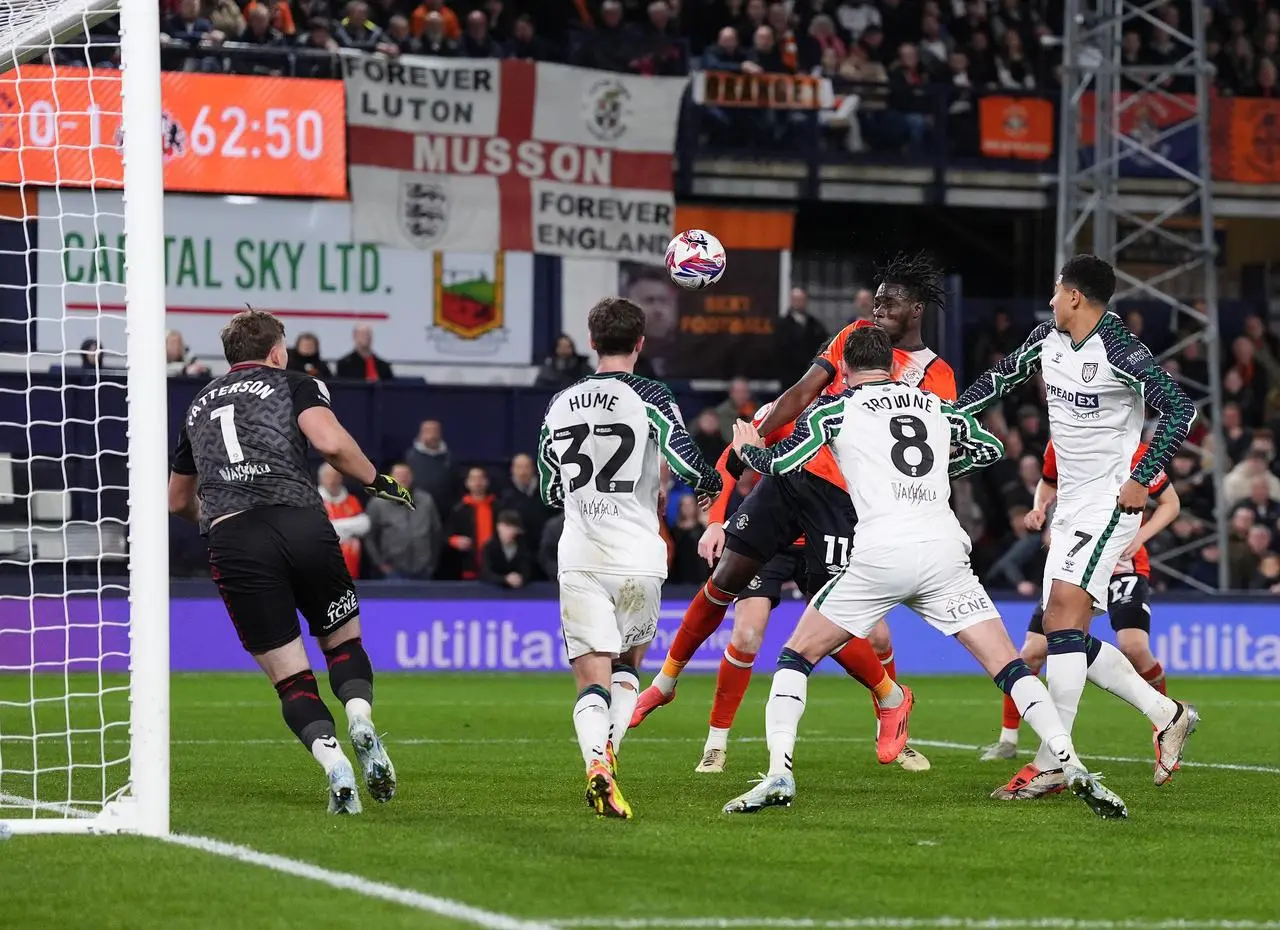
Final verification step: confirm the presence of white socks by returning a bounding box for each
[608,668,640,753]
[877,681,906,710]
[1036,651,1087,770]
[1086,639,1178,729]
[652,670,678,697]
[573,689,610,770]
[765,669,807,777]
[704,726,730,752]
[310,734,348,775]
[344,697,373,726]
[1010,675,1081,770]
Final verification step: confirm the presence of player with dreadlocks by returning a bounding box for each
[630,252,957,773]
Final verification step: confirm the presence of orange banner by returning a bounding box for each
[694,71,833,110]
[0,66,346,198]
[1215,97,1280,184]
[979,96,1053,160]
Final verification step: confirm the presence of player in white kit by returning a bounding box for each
[721,326,1128,819]
[538,297,722,819]
[957,255,1200,798]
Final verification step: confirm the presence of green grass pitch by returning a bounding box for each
[2,672,1279,929]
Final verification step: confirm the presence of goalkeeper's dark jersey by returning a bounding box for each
[170,363,329,533]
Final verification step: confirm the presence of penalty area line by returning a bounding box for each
[0,792,551,930]
[547,921,1280,929]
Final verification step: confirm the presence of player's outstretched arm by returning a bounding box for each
[298,406,377,486]
[1113,341,1197,487]
[955,321,1053,416]
[753,363,831,441]
[738,394,843,476]
[943,402,1005,478]
[640,381,722,496]
[536,421,565,509]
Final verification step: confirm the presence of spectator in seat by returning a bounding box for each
[1238,475,1280,528]
[448,466,496,580]
[1244,313,1280,357]
[669,493,711,585]
[264,0,296,38]
[749,23,786,73]
[497,453,552,547]
[992,0,1039,49]
[317,464,371,579]
[888,42,932,153]
[1222,402,1252,465]
[575,0,637,73]
[965,29,998,87]
[737,0,769,49]
[337,0,384,51]
[716,377,757,442]
[635,1,687,76]
[538,511,563,580]
[419,11,459,56]
[837,0,881,44]
[286,332,332,379]
[704,24,758,72]
[480,510,533,589]
[297,17,340,61]
[504,14,553,61]
[1001,453,1040,510]
[534,334,592,389]
[995,28,1035,89]
[209,0,245,41]
[479,0,511,44]
[411,0,460,41]
[459,9,501,57]
[691,407,727,464]
[405,419,460,518]
[776,286,828,386]
[165,0,213,43]
[365,462,443,580]
[1251,551,1280,592]
[950,0,991,49]
[79,337,102,370]
[808,14,846,62]
[238,2,286,51]
[701,27,763,146]
[945,50,978,154]
[1220,35,1256,97]
[767,1,815,72]
[984,504,1045,596]
[380,15,418,55]
[165,329,210,378]
[849,286,875,321]
[918,13,951,76]
[336,324,393,380]
[1224,449,1280,506]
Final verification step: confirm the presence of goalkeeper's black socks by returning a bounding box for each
[323,637,374,716]
[274,670,338,748]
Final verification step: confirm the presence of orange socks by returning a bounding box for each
[876,647,896,682]
[662,581,734,678]
[709,644,756,730]
[1002,694,1022,730]
[1141,661,1168,695]
[831,637,889,693]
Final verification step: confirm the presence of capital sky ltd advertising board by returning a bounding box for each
[34,190,533,366]
[5,594,1276,676]
[342,56,686,264]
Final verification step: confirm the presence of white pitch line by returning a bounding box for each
[16,733,1276,776]
[551,920,1280,929]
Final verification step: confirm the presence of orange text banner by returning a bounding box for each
[693,71,834,110]
[0,66,346,198]
[979,96,1053,160]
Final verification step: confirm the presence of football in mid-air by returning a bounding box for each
[665,229,727,290]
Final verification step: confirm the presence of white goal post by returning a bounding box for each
[0,0,168,834]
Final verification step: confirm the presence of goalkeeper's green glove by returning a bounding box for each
[365,473,415,510]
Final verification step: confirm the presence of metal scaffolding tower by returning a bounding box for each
[1055,0,1229,591]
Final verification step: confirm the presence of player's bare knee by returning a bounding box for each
[712,550,761,597]
[1115,630,1153,670]
[867,619,891,653]
[317,615,362,652]
[1021,633,1047,671]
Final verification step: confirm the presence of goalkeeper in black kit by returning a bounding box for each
[168,308,414,815]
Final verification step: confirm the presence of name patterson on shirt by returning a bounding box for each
[1045,381,1099,408]
[186,378,277,426]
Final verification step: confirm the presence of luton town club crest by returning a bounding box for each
[584,78,631,142]
[430,253,508,356]
[1081,362,1098,383]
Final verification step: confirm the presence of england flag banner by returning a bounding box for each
[344,56,687,264]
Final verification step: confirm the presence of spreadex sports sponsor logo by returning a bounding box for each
[1045,381,1100,408]
[1153,623,1280,672]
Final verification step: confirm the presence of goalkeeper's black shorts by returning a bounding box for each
[207,505,359,655]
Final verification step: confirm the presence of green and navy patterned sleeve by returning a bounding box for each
[1105,321,1196,486]
[943,401,1005,478]
[740,394,844,476]
[536,419,564,510]
[626,375,723,495]
[955,321,1053,417]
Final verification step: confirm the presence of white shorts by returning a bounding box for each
[558,571,663,661]
[809,538,999,638]
[1042,500,1142,612]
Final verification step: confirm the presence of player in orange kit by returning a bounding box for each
[632,253,956,771]
[983,438,1183,798]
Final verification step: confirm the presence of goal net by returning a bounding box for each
[0,0,168,834]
